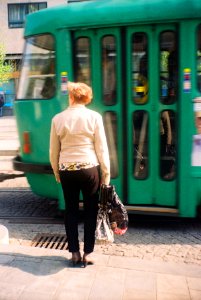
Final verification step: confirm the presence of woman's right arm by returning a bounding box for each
[94,114,110,185]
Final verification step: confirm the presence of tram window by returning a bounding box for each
[102,36,117,105]
[197,25,201,91]
[103,111,118,178]
[74,37,91,86]
[17,34,55,100]
[132,33,148,104]
[159,110,176,180]
[133,110,149,179]
[160,31,178,104]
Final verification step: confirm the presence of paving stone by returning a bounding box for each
[88,266,125,300]
[157,292,190,300]
[157,274,190,298]
[19,291,55,300]
[189,290,201,300]
[55,271,95,300]
[0,254,15,264]
[0,281,25,300]
[187,277,201,290]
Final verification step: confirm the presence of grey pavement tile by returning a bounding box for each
[14,256,43,263]
[39,248,69,260]
[157,293,190,300]
[123,269,156,300]
[17,245,51,256]
[7,258,67,277]
[190,290,201,300]
[157,274,190,298]
[36,259,67,276]
[109,255,201,277]
[0,244,20,254]
[124,269,156,291]
[1,261,38,285]
[22,276,60,295]
[54,270,95,300]
[0,281,25,300]
[0,254,15,264]
[88,266,125,300]
[0,263,13,278]
[187,277,201,290]
[123,290,156,300]
[19,291,54,300]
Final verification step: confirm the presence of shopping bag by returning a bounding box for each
[95,206,114,244]
[99,184,129,235]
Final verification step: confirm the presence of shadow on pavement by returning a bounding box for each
[0,173,25,182]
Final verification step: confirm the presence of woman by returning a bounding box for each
[49,82,110,267]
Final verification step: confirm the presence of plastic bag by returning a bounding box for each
[95,207,114,244]
[99,184,129,235]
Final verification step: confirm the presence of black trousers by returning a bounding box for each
[59,166,100,254]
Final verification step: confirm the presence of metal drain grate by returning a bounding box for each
[31,233,68,250]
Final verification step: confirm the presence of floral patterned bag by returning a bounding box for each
[97,184,128,236]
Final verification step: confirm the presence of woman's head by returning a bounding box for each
[67,82,93,105]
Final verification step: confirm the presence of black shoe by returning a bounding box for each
[72,251,81,266]
[82,253,94,268]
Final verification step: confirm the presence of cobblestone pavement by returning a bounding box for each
[1,157,201,267]
[0,188,201,267]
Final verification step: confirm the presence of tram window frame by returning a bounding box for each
[197,24,201,92]
[132,32,149,105]
[159,110,176,181]
[16,33,56,100]
[73,36,91,86]
[103,111,119,178]
[133,110,149,180]
[101,35,117,106]
[159,30,178,105]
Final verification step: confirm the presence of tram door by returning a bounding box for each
[126,25,178,206]
[72,25,178,206]
[73,28,124,199]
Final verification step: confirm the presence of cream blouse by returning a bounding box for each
[49,104,110,185]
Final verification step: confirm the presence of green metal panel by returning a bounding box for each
[179,21,201,217]
[25,0,201,37]
[126,24,177,206]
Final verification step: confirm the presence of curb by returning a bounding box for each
[0,150,18,156]
[0,225,9,245]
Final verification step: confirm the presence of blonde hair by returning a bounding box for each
[67,82,93,105]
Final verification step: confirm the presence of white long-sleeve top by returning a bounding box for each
[49,104,110,185]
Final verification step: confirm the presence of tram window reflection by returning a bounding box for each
[160,31,178,104]
[197,25,201,91]
[133,110,149,179]
[102,36,117,105]
[17,34,56,100]
[103,111,118,178]
[74,37,91,86]
[132,33,148,104]
[160,110,176,180]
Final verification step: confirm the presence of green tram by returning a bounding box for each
[14,0,201,217]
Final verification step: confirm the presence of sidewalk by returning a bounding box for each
[0,115,19,156]
[0,243,201,300]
